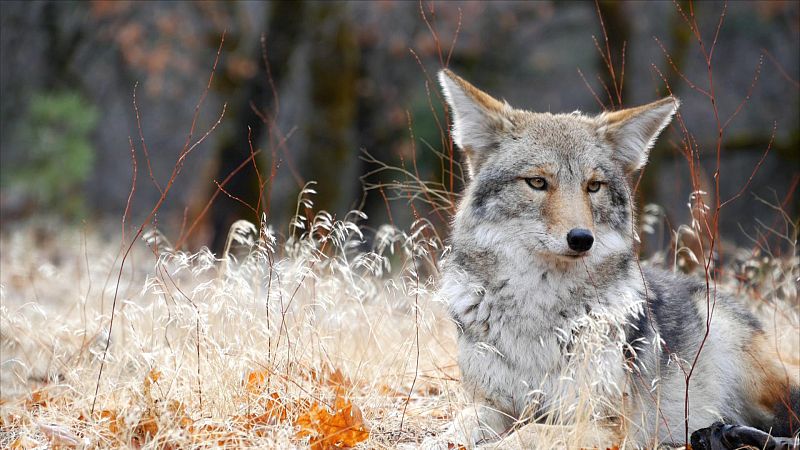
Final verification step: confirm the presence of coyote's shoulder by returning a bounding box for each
[432,69,799,448]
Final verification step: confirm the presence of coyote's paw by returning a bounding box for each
[419,434,462,450]
[421,405,511,449]
[691,421,799,450]
[418,429,490,450]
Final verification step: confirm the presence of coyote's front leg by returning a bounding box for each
[447,402,514,447]
[422,406,623,450]
[420,400,513,450]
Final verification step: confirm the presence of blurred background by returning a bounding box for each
[1,0,797,255]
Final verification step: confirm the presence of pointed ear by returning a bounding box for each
[438,69,515,177]
[596,96,680,173]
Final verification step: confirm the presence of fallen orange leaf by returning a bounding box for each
[246,369,270,393]
[9,436,39,450]
[143,368,161,402]
[133,413,159,441]
[166,400,193,429]
[295,392,369,450]
[25,390,51,410]
[99,410,122,435]
[378,384,405,397]
[327,368,349,389]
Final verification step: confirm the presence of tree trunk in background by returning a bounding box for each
[192,1,362,251]
[302,2,360,219]
[199,1,306,252]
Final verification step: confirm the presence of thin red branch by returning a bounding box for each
[91,33,227,414]
[653,36,711,98]
[214,179,258,215]
[719,121,775,209]
[175,150,262,249]
[722,54,764,131]
[593,0,621,103]
[260,33,280,119]
[762,48,800,90]
[247,126,266,215]
[577,68,605,109]
[133,82,162,194]
[122,137,138,249]
[595,73,617,110]
[444,7,462,68]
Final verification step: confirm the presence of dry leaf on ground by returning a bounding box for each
[296,392,370,450]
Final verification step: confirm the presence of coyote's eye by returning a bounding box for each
[587,181,603,193]
[525,177,548,190]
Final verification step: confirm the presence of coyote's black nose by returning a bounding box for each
[566,228,594,252]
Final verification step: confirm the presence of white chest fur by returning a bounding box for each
[442,254,644,420]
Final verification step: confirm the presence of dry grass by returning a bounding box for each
[1,191,797,449]
[0,202,460,448]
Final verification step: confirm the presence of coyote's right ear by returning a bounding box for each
[438,69,515,177]
[596,96,680,174]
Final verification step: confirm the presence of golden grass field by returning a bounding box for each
[1,200,798,449]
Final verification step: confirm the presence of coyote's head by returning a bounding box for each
[439,70,679,266]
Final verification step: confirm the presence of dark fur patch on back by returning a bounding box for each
[641,267,705,366]
[624,289,651,361]
[626,267,765,395]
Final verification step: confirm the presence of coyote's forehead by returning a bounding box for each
[515,112,598,149]
[494,112,611,171]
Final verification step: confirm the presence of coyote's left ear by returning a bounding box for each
[596,96,680,173]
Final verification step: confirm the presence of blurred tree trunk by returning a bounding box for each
[41,2,84,91]
[301,2,360,218]
[192,1,362,252]
[198,1,306,252]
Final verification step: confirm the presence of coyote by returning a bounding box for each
[433,69,799,448]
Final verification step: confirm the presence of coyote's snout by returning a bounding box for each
[430,69,799,449]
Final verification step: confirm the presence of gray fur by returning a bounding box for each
[434,70,795,448]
